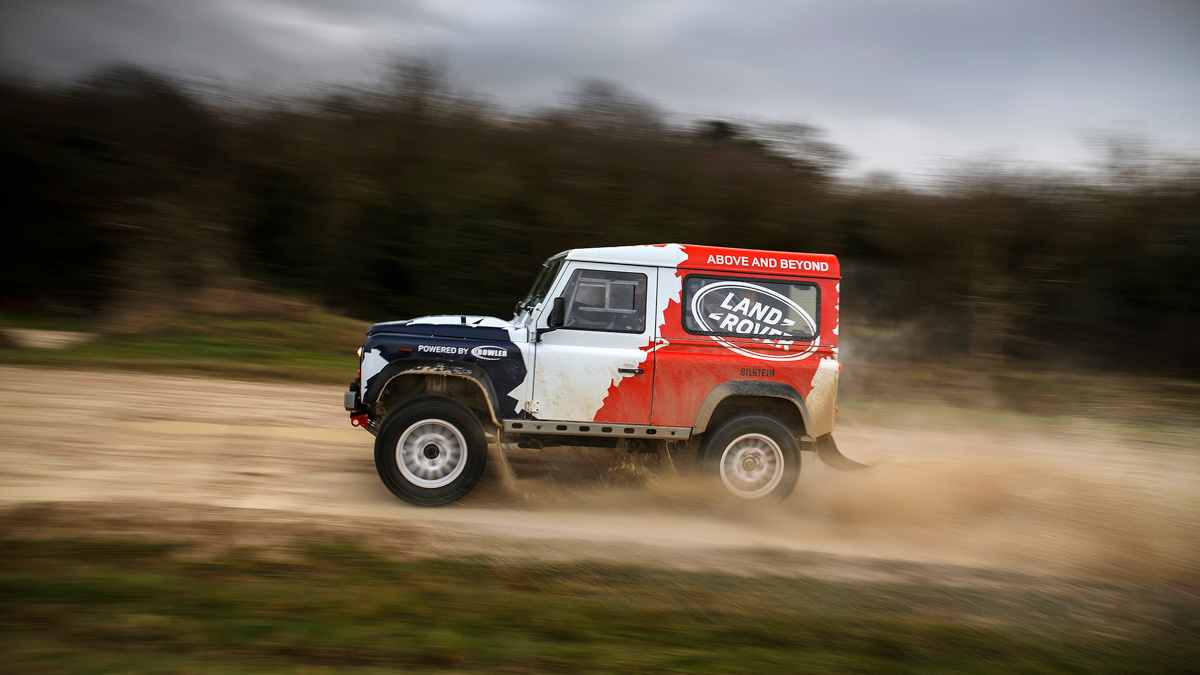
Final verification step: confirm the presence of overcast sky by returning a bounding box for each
[2,0,1197,178]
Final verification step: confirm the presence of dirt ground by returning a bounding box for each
[2,365,1198,596]
[0,328,93,349]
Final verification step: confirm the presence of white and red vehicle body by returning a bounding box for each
[347,243,855,505]
[594,244,831,430]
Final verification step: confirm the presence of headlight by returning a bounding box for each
[357,347,363,359]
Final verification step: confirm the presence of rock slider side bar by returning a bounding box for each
[502,419,692,439]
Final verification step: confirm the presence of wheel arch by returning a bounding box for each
[692,381,813,439]
[366,360,503,426]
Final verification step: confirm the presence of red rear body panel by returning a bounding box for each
[590,244,840,435]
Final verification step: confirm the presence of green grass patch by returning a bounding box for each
[0,312,368,384]
[0,312,94,332]
[839,361,1200,431]
[1,538,1195,673]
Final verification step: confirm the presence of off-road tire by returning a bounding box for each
[700,412,800,501]
[374,396,487,506]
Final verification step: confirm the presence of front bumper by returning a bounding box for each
[344,377,362,412]
[345,379,376,435]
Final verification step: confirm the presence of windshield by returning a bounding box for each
[516,254,565,318]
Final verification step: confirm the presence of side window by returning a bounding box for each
[683,275,819,341]
[559,268,647,333]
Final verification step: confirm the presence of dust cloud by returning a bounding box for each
[475,420,1200,585]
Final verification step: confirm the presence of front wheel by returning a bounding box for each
[700,412,800,501]
[374,397,487,506]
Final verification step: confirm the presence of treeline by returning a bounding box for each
[1,61,1198,375]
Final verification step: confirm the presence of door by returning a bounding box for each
[530,262,657,423]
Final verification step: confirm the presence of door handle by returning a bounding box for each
[618,368,644,375]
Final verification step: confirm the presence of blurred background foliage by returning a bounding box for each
[1,58,1197,376]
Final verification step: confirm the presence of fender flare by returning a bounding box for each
[691,380,813,438]
[364,359,504,425]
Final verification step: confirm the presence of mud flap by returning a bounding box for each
[815,434,869,471]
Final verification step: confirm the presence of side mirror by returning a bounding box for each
[548,296,566,328]
[537,296,566,341]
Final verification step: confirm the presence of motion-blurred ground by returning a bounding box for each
[2,365,1197,671]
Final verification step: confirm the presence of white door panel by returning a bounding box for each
[531,262,656,423]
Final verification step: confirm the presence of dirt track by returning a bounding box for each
[2,365,1198,591]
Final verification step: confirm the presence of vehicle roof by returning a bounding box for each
[563,244,840,279]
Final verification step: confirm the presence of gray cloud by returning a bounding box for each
[2,0,1197,177]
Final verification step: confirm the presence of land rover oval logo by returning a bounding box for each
[470,345,508,360]
[689,281,818,362]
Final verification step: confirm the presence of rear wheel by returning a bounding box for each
[374,397,487,506]
[701,412,800,501]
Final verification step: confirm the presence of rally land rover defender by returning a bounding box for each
[344,244,863,506]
